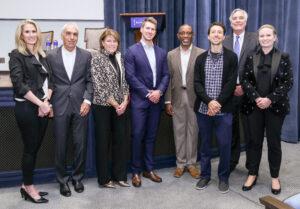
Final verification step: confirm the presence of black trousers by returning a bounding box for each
[230,96,250,170]
[92,105,128,185]
[15,100,48,185]
[246,108,285,178]
[54,103,88,184]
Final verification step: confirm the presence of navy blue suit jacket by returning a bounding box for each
[124,42,170,108]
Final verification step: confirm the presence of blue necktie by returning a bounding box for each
[234,36,240,61]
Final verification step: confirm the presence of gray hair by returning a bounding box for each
[61,22,79,35]
[229,8,248,22]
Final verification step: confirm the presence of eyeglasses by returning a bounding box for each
[178,32,193,36]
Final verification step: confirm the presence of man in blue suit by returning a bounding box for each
[125,17,170,187]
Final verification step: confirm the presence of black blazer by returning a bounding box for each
[9,49,52,99]
[194,47,238,113]
[241,48,293,116]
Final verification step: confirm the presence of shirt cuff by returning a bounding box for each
[146,93,150,98]
[83,99,91,105]
[165,101,171,104]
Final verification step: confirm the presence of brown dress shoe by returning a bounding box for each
[174,168,185,178]
[132,174,141,187]
[188,166,200,179]
[143,171,162,183]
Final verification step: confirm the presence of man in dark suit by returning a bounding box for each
[223,8,258,172]
[47,23,93,197]
[124,17,170,187]
[194,22,238,193]
[165,24,205,179]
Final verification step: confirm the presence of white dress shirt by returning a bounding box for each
[62,46,76,81]
[62,46,90,105]
[180,44,192,87]
[141,40,157,88]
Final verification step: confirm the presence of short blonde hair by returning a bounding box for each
[15,19,45,57]
[258,24,277,35]
[99,29,121,52]
[141,17,157,28]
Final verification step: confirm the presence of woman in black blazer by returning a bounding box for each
[9,19,52,203]
[241,24,293,195]
[91,29,130,188]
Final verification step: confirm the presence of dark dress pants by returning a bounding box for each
[230,96,250,170]
[92,105,128,185]
[130,102,162,174]
[54,103,88,184]
[246,108,285,178]
[15,100,48,185]
[197,113,233,181]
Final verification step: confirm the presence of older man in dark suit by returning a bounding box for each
[125,17,170,187]
[223,8,258,173]
[47,23,93,197]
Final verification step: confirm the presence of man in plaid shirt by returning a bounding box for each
[194,22,238,193]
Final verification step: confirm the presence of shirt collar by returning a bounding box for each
[208,47,224,56]
[180,44,193,53]
[140,39,154,48]
[62,45,76,55]
[234,31,245,39]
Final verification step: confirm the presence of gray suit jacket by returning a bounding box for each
[165,45,205,108]
[223,31,258,80]
[47,46,93,116]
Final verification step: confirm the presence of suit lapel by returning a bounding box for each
[186,46,198,77]
[271,49,281,84]
[71,47,81,83]
[240,32,250,61]
[57,47,70,82]
[138,42,153,74]
[253,53,260,80]
[227,35,234,51]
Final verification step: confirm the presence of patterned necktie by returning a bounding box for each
[234,35,240,61]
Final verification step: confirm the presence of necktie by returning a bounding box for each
[234,35,240,61]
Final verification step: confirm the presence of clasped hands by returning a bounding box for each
[147,90,161,104]
[108,98,127,116]
[255,97,271,109]
[207,100,221,116]
[38,100,51,117]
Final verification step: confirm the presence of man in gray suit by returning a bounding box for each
[47,23,93,197]
[223,9,258,172]
[165,24,205,178]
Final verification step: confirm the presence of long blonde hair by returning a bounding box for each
[15,19,46,57]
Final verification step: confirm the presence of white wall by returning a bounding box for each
[0,0,104,71]
[0,20,104,71]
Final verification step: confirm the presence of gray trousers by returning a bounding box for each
[172,90,199,168]
[54,103,88,184]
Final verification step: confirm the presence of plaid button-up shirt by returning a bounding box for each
[199,49,224,116]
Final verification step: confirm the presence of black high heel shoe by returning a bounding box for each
[20,188,48,197]
[271,180,281,195]
[242,176,257,191]
[21,189,48,203]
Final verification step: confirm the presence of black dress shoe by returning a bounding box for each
[60,183,71,197]
[72,180,84,193]
[21,189,48,203]
[271,180,281,195]
[242,177,257,191]
[20,188,48,197]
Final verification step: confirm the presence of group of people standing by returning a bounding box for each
[9,8,292,204]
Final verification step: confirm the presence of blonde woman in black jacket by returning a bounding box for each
[241,24,293,195]
[9,19,52,203]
